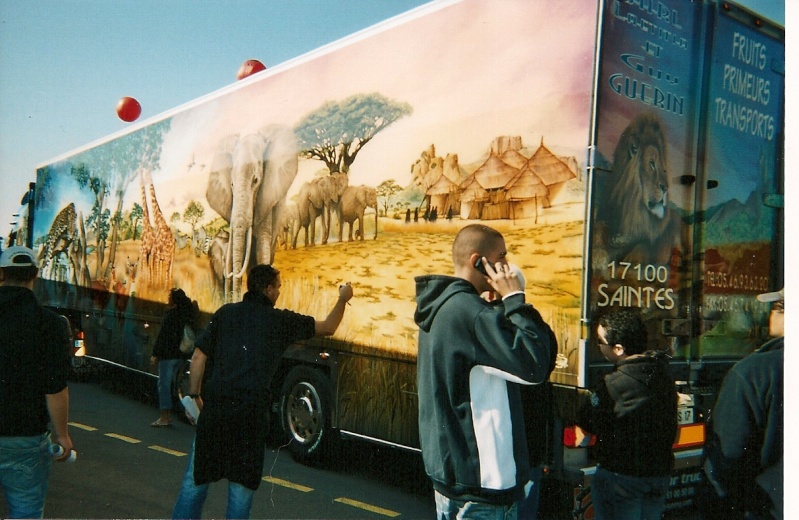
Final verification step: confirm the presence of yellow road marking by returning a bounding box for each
[68,422,97,431]
[148,445,187,457]
[334,497,400,517]
[262,476,313,493]
[104,433,141,444]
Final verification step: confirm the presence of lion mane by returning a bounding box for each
[596,113,681,265]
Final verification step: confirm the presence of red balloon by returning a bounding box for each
[116,96,141,122]
[236,59,266,80]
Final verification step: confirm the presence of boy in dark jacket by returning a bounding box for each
[577,309,677,520]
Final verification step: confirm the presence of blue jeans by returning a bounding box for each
[0,433,52,519]
[158,359,183,410]
[591,466,669,520]
[172,440,254,519]
[434,490,518,520]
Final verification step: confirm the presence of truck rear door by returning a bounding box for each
[693,1,785,366]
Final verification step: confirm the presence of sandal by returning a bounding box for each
[150,420,172,427]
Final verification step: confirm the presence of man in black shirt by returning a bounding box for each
[173,264,353,519]
[0,246,73,518]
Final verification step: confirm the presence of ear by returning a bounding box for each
[357,187,368,206]
[206,149,234,221]
[255,125,299,222]
[469,253,482,269]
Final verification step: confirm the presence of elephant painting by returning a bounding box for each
[292,172,348,247]
[276,202,299,250]
[338,185,378,241]
[292,181,324,249]
[207,229,229,300]
[205,124,299,302]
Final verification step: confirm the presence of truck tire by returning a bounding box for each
[280,366,335,464]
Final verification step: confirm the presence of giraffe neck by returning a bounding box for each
[149,183,167,227]
[141,184,153,229]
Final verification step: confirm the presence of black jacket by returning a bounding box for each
[414,275,553,504]
[703,337,783,519]
[193,290,316,490]
[577,351,677,477]
[153,304,193,359]
[0,286,71,436]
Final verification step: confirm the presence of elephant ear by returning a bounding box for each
[357,186,369,206]
[206,146,235,222]
[366,187,378,209]
[254,124,300,223]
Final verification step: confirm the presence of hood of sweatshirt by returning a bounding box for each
[605,350,673,418]
[414,275,479,333]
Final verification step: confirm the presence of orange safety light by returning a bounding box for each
[673,423,705,449]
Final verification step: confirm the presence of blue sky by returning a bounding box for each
[0,0,788,241]
[0,0,431,239]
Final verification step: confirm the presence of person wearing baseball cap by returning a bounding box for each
[0,246,74,518]
[702,288,784,520]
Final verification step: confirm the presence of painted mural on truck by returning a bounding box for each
[588,0,705,358]
[588,0,782,360]
[32,0,598,383]
[697,6,784,357]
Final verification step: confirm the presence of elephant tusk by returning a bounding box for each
[228,226,252,280]
[224,232,233,278]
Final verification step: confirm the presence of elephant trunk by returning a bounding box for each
[373,204,378,240]
[227,225,253,281]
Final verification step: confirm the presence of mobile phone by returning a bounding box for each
[474,257,488,276]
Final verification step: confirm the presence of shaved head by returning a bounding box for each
[452,224,504,268]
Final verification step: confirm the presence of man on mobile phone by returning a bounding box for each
[414,224,554,519]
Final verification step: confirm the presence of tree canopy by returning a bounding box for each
[295,92,412,174]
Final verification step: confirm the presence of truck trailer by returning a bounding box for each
[9,0,784,517]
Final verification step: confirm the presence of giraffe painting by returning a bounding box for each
[139,169,174,290]
[139,179,156,285]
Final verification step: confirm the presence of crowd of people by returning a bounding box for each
[0,226,784,519]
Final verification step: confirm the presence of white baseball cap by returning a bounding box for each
[0,246,38,268]
[756,288,783,303]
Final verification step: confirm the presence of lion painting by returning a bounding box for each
[593,113,683,267]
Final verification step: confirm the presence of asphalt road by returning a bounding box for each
[2,367,703,519]
[1,373,435,519]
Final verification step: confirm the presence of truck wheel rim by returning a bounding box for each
[286,382,321,444]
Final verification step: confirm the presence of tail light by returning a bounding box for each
[563,425,596,448]
[74,330,86,357]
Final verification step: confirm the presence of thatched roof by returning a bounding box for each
[505,166,549,200]
[499,148,529,169]
[459,175,488,202]
[473,153,519,189]
[527,143,576,186]
[427,170,458,196]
